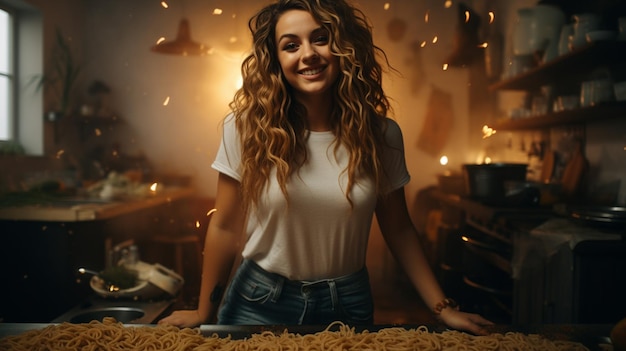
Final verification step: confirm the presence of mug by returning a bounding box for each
[618,17,626,40]
[581,79,614,107]
[571,13,602,49]
[558,24,574,55]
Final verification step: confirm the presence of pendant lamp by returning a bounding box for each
[151,18,211,56]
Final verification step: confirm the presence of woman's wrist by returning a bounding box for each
[433,297,459,316]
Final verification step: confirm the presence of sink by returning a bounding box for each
[52,298,173,324]
[67,307,145,324]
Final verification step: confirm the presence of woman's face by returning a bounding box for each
[274,9,339,100]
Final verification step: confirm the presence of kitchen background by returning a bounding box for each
[1,0,625,324]
[2,0,624,204]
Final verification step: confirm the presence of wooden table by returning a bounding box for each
[0,186,195,222]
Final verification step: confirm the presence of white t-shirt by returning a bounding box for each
[212,115,410,280]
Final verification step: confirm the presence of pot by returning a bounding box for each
[463,163,528,205]
[504,181,562,207]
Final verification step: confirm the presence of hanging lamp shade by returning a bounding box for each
[151,18,211,56]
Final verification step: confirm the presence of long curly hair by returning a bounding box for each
[229,0,393,208]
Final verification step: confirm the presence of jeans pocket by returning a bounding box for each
[337,288,374,324]
[232,278,274,304]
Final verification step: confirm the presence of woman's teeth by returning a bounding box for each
[301,67,323,75]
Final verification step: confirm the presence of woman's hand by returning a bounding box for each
[438,308,494,336]
[157,310,207,328]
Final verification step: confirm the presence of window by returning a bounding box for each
[0,0,43,155]
[0,6,13,141]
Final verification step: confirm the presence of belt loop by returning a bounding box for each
[328,280,339,311]
[271,275,284,303]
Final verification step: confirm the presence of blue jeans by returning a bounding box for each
[217,259,374,325]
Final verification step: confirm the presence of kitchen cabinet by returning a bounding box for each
[431,190,626,325]
[489,40,626,131]
[0,188,194,323]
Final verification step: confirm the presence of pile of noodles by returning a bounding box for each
[0,318,589,351]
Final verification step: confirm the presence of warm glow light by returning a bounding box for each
[439,155,449,166]
[55,150,65,159]
[484,157,492,164]
[383,3,390,10]
[94,128,102,136]
[442,63,449,70]
[461,236,469,242]
[235,76,243,90]
[156,37,165,45]
[213,8,223,15]
[420,41,427,48]
[482,125,497,139]
[207,208,217,216]
[488,11,495,24]
[464,11,470,23]
[195,220,200,228]
[432,36,438,44]
[163,96,170,106]
[424,11,429,23]
[160,1,168,9]
[479,42,488,48]
[150,183,158,192]
[444,0,453,8]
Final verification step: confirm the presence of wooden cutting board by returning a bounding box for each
[561,142,587,197]
[541,150,556,183]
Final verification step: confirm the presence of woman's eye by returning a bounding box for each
[314,35,329,44]
[283,42,298,51]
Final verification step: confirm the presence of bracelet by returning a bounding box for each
[433,298,459,315]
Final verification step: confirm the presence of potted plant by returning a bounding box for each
[32,28,81,121]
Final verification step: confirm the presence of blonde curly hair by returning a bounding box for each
[229,0,394,208]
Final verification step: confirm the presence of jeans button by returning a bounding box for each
[302,286,311,295]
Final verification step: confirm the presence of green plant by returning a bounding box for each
[31,28,81,117]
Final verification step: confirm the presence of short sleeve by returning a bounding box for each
[382,118,411,192]
[211,114,243,181]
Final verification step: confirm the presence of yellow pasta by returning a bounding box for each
[0,319,589,351]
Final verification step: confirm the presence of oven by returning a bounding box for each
[434,193,551,324]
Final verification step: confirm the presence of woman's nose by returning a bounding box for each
[301,43,320,62]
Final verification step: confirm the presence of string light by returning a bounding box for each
[482,125,497,139]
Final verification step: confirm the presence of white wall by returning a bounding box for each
[73,0,487,202]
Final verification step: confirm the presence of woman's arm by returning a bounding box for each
[158,173,247,327]
[375,187,492,335]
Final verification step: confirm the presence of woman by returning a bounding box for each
[159,0,492,335]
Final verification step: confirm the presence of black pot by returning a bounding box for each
[462,163,528,205]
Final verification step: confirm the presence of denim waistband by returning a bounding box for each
[240,259,368,294]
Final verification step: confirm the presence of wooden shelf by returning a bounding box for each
[492,102,626,130]
[490,40,626,92]
[71,114,122,124]
[489,40,626,131]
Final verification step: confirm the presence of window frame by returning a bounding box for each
[0,0,44,156]
[0,4,16,142]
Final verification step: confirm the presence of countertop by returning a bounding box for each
[0,323,615,349]
[0,186,194,222]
